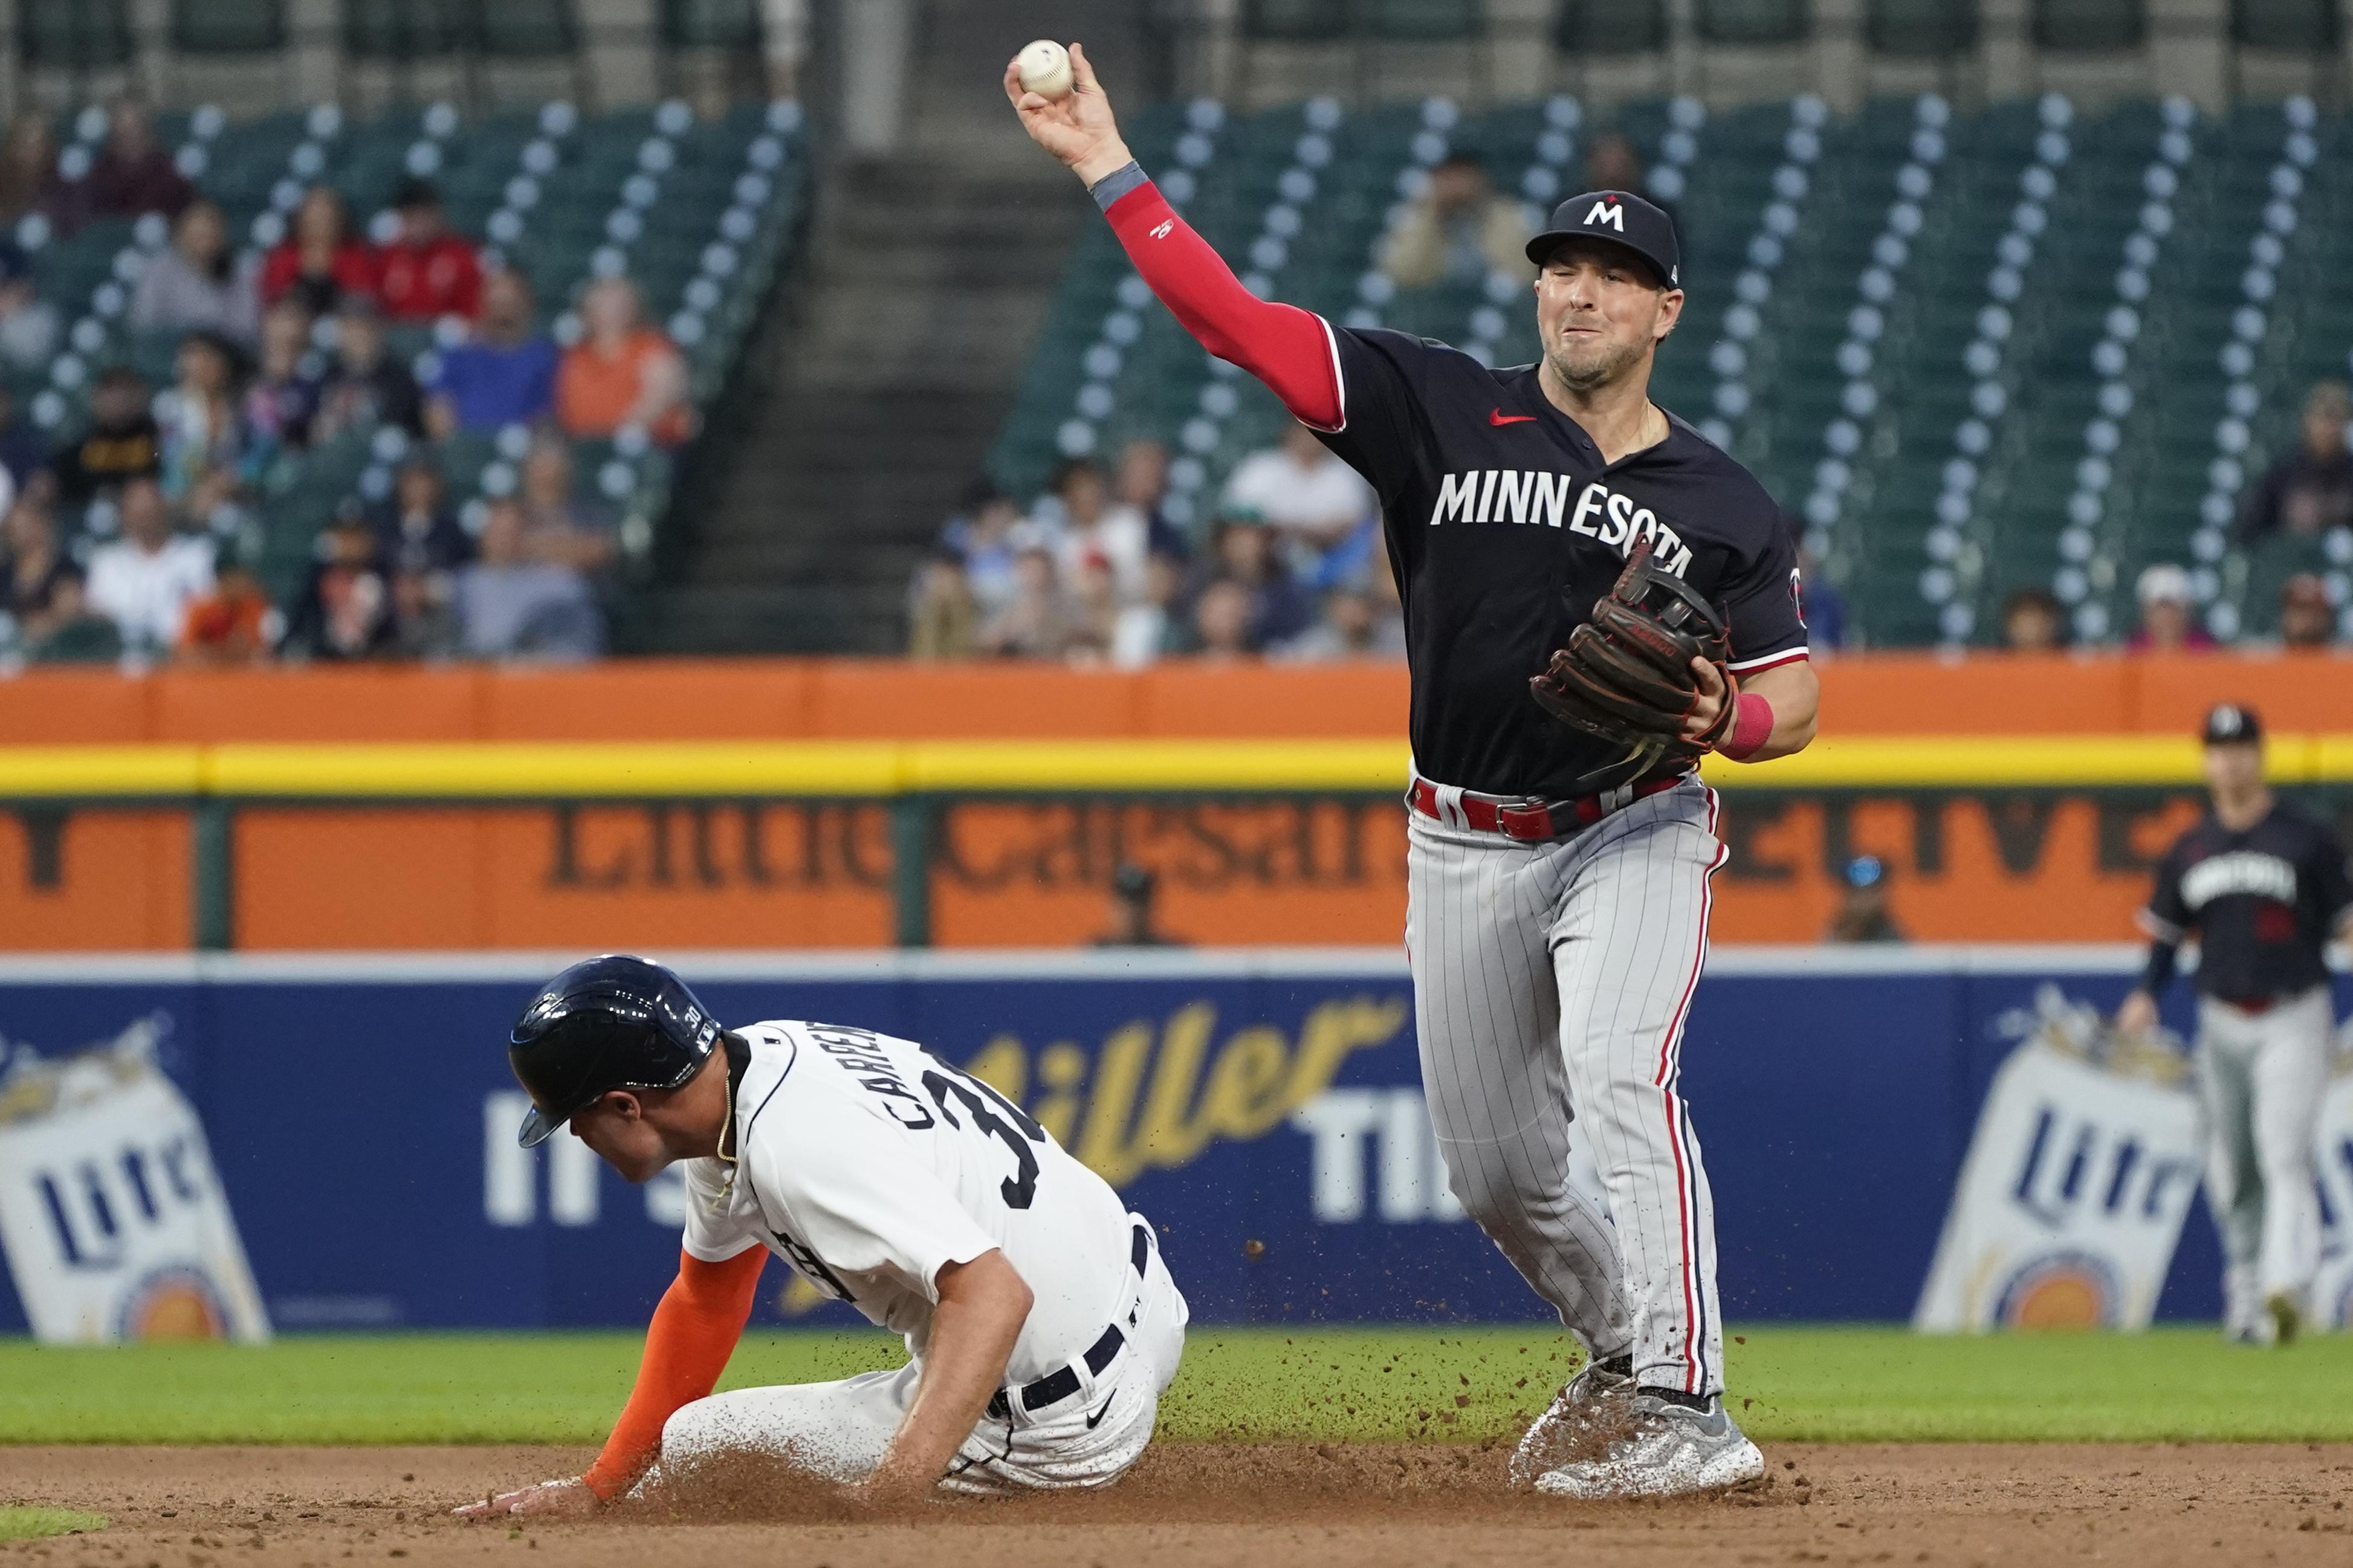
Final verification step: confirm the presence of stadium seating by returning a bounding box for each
[8,94,808,632]
[991,91,2353,650]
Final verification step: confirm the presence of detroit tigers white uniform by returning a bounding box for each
[650,1020,1188,1492]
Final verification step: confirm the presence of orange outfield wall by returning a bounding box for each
[0,648,2348,743]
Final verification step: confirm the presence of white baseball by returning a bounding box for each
[1018,39,1074,101]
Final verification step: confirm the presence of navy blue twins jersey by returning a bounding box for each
[1312,326,1809,799]
[2141,802,2353,1004]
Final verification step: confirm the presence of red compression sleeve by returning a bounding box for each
[580,1247,766,1500]
[1102,182,1343,430]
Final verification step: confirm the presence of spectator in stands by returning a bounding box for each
[1064,553,1124,664]
[2277,573,2338,650]
[0,386,46,495]
[83,477,213,656]
[1999,586,2066,652]
[2238,381,2353,543]
[2126,564,2215,653]
[1037,458,1147,602]
[243,300,321,460]
[388,564,460,660]
[907,549,979,660]
[160,331,252,503]
[1190,578,1255,661]
[1379,152,1532,292]
[1222,422,1374,584]
[517,439,617,571]
[281,506,394,661]
[377,178,482,324]
[556,276,690,446]
[1279,582,1408,661]
[1,495,88,648]
[424,269,558,437]
[1586,133,1678,242]
[978,546,1074,658]
[56,367,162,503]
[312,296,425,441]
[131,199,262,350]
[453,496,603,661]
[1112,437,1189,559]
[176,560,276,666]
[263,186,380,317]
[1825,855,1906,944]
[88,97,193,223]
[1205,509,1315,650]
[0,114,70,233]
[1112,550,1186,668]
[371,456,472,578]
[937,479,1023,616]
[0,241,59,374]
[1092,863,1183,949]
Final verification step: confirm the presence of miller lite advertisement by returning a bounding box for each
[0,1016,270,1344]
[1916,988,2204,1332]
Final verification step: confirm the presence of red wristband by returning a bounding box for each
[1718,692,1775,761]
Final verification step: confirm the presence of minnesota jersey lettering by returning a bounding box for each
[2179,851,2299,909]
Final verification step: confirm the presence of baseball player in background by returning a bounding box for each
[456,955,1188,1517]
[2116,705,2353,1345]
[1011,48,1819,1497]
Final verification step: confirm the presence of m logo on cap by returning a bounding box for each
[1584,198,1624,231]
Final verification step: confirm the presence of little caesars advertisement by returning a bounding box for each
[0,1018,269,1344]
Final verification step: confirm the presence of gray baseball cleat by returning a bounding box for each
[1508,1355,1634,1488]
[1532,1389,1764,1500]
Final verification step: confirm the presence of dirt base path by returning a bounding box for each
[4,1444,2351,1567]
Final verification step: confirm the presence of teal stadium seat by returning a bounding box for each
[16,0,135,69]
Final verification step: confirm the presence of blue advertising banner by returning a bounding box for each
[0,947,2335,1334]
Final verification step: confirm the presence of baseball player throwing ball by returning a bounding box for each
[2115,705,2352,1345]
[1011,48,1819,1498]
[456,955,1188,1517]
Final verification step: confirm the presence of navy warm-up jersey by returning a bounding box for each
[1310,325,1809,799]
[2140,802,2353,1004]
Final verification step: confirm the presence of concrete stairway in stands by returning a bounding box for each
[629,0,1142,654]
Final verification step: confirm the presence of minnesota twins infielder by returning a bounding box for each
[457,956,1188,1516]
[1011,47,1820,1497]
[2117,704,2353,1345]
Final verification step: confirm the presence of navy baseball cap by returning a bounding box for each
[2200,703,2263,746]
[1526,190,1680,289]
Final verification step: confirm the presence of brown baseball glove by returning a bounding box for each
[1529,536,1735,782]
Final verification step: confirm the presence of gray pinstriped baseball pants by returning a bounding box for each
[1405,775,1727,1396]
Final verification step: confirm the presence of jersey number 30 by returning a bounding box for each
[921,1055,1049,1210]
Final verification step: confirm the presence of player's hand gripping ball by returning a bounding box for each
[1017,39,1075,100]
[1530,536,1736,770]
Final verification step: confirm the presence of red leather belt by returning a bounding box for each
[1407,774,1683,842]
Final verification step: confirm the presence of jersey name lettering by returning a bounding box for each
[1425,468,1692,576]
[804,1024,935,1129]
[2181,851,2297,911]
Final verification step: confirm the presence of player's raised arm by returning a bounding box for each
[1005,43,1343,431]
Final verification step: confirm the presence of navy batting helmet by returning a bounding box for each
[507,955,722,1147]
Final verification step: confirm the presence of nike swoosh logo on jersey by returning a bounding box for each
[1085,1395,1116,1429]
[1489,408,1536,425]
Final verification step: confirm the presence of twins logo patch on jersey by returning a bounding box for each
[1425,469,1695,576]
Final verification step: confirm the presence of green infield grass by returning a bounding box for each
[0,1508,109,1540]
[2,1326,2347,1447]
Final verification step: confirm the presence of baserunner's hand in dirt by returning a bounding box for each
[453,1478,598,1519]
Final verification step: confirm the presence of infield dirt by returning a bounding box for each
[4,1443,2351,1566]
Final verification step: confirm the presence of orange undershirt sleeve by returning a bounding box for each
[580,1246,768,1501]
